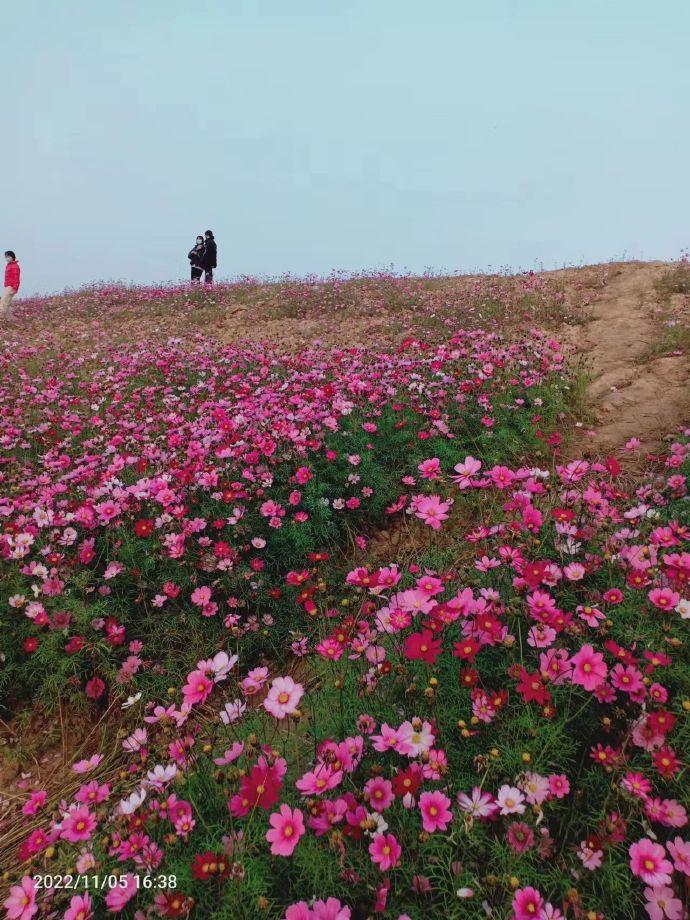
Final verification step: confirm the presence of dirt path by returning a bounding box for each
[559,262,690,453]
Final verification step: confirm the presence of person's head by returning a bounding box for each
[205,230,214,240]
[4,250,15,263]
[196,236,203,245]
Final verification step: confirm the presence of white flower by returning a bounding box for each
[145,763,178,789]
[118,789,147,815]
[121,692,142,709]
[220,699,246,724]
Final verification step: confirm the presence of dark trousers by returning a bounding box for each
[204,269,214,285]
[191,267,202,282]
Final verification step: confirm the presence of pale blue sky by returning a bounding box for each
[6,0,690,295]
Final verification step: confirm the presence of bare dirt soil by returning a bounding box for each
[556,262,690,453]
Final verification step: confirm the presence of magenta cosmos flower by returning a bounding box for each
[263,676,304,719]
[419,790,453,832]
[266,804,305,856]
[570,644,608,691]
[512,886,544,920]
[629,838,674,886]
[369,833,402,871]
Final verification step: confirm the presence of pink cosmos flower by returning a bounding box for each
[266,804,305,856]
[512,886,544,920]
[371,724,404,753]
[264,676,304,719]
[412,494,452,530]
[364,777,395,812]
[496,784,526,816]
[456,787,498,818]
[311,899,352,920]
[666,837,690,876]
[369,833,402,871]
[21,790,47,816]
[181,670,213,707]
[629,838,674,886]
[103,873,138,912]
[643,886,683,920]
[72,754,103,774]
[548,774,570,799]
[190,585,212,606]
[213,742,245,766]
[64,893,94,920]
[570,644,608,691]
[418,458,442,480]
[451,455,482,487]
[563,562,585,581]
[60,805,97,842]
[419,790,452,832]
[284,904,311,920]
[507,821,535,853]
[610,663,644,695]
[648,587,680,612]
[489,465,515,489]
[295,766,343,796]
[3,876,38,920]
[577,841,603,870]
[621,771,653,799]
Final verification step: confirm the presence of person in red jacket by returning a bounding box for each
[1,251,20,318]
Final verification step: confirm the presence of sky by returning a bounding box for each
[5,0,690,296]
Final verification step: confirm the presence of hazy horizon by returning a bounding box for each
[6,0,690,297]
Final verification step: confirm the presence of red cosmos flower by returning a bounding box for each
[474,613,502,639]
[230,760,284,816]
[134,518,154,538]
[65,636,86,654]
[590,744,621,768]
[213,540,233,558]
[521,560,548,588]
[391,765,423,798]
[155,893,195,917]
[515,668,551,706]
[604,640,638,666]
[452,638,481,662]
[403,630,442,664]
[626,570,651,589]
[22,637,39,654]
[191,851,230,881]
[604,456,621,477]
[85,677,105,700]
[652,747,681,779]
[307,551,330,562]
[488,689,509,711]
[459,667,479,688]
[643,650,672,674]
[647,709,676,737]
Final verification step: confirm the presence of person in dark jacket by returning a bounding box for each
[203,230,217,285]
[188,235,205,283]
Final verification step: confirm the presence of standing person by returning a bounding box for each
[188,235,205,283]
[203,230,217,285]
[1,251,20,318]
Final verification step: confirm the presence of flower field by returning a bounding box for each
[1,271,689,920]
